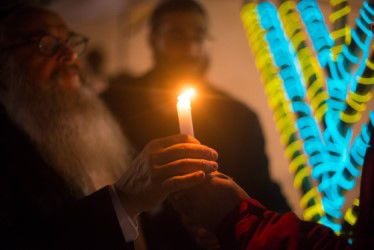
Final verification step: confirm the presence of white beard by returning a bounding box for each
[0,58,133,197]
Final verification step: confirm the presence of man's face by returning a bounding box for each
[0,8,130,195]
[151,10,209,79]
[7,9,82,90]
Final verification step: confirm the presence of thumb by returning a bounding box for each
[162,170,205,194]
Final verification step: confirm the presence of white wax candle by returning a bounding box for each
[177,88,195,136]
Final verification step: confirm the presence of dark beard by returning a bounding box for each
[0,58,133,197]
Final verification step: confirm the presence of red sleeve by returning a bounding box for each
[215,134,374,250]
[216,198,351,250]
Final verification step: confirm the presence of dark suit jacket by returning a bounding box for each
[0,106,132,249]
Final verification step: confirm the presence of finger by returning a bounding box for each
[154,159,218,180]
[148,134,200,150]
[151,143,218,165]
[162,170,206,194]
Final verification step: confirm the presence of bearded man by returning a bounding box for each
[0,4,219,249]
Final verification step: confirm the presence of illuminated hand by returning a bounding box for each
[171,172,249,232]
[115,134,218,219]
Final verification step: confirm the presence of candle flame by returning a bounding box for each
[178,88,196,102]
[177,87,195,136]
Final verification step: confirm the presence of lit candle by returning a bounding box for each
[177,88,195,136]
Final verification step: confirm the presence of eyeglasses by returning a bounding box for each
[1,32,89,56]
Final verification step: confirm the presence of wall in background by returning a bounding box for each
[53,0,366,216]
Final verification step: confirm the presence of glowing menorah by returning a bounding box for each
[240,0,374,235]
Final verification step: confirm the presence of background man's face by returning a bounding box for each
[10,9,81,90]
[151,10,209,78]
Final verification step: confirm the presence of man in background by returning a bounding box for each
[103,0,290,248]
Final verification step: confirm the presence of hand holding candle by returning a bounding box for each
[177,88,195,136]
